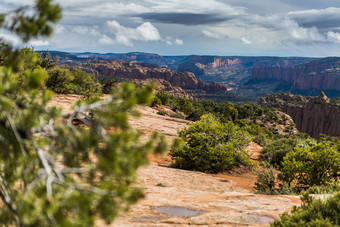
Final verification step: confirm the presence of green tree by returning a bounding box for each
[170,114,253,172]
[279,142,340,189]
[0,1,166,225]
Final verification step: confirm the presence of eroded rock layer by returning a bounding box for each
[260,92,340,138]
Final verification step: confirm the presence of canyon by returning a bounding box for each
[260,92,340,138]
[51,94,301,226]
[251,57,340,97]
[74,60,230,99]
[45,51,315,99]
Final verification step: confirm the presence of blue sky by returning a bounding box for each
[2,0,340,56]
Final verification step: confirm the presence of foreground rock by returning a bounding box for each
[112,163,299,227]
[51,95,301,226]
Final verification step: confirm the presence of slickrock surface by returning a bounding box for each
[51,95,301,227]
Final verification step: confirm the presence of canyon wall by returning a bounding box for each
[252,57,340,93]
[260,92,340,138]
[76,60,227,94]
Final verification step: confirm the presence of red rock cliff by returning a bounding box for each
[260,92,340,138]
[252,57,340,92]
[77,60,227,93]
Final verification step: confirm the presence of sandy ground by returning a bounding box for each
[51,95,301,227]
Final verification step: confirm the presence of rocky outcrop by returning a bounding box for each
[260,92,340,138]
[252,57,340,94]
[77,60,227,94]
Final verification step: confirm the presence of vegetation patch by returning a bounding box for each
[170,114,254,173]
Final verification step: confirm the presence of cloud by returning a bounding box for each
[53,24,65,34]
[0,33,21,46]
[288,7,340,30]
[73,26,100,36]
[145,0,245,15]
[134,0,245,25]
[106,21,161,46]
[29,40,50,46]
[175,38,183,45]
[202,30,225,39]
[240,36,252,45]
[327,31,340,43]
[137,13,231,25]
[99,35,114,45]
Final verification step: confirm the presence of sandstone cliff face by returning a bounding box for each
[252,57,340,92]
[260,92,340,138]
[77,60,227,93]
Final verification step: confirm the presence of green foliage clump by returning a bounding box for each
[157,110,166,116]
[96,75,128,94]
[151,96,162,107]
[255,162,296,195]
[272,192,340,226]
[170,112,185,119]
[155,90,171,105]
[46,67,102,97]
[280,142,340,189]
[256,139,340,194]
[0,70,166,225]
[170,114,253,172]
[261,134,316,168]
[254,162,278,195]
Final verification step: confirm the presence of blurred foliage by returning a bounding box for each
[46,67,102,97]
[0,1,166,226]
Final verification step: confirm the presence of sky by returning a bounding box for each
[2,0,340,57]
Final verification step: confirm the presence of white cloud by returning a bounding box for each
[136,22,161,41]
[74,26,100,36]
[98,35,114,45]
[240,36,252,45]
[29,40,49,46]
[202,30,225,39]
[146,0,245,15]
[175,38,183,45]
[0,33,21,46]
[327,31,340,43]
[53,24,65,34]
[106,20,161,46]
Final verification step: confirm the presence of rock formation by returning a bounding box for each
[260,92,340,138]
[75,60,227,96]
[252,57,340,95]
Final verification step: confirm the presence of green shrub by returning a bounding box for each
[305,182,340,195]
[170,114,253,172]
[46,67,74,93]
[70,68,102,97]
[151,96,162,107]
[46,67,102,97]
[279,142,340,189]
[255,162,296,195]
[255,162,278,195]
[170,112,185,119]
[157,111,166,116]
[272,192,340,226]
[155,90,171,105]
[96,75,127,94]
[172,97,193,115]
[261,135,316,168]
